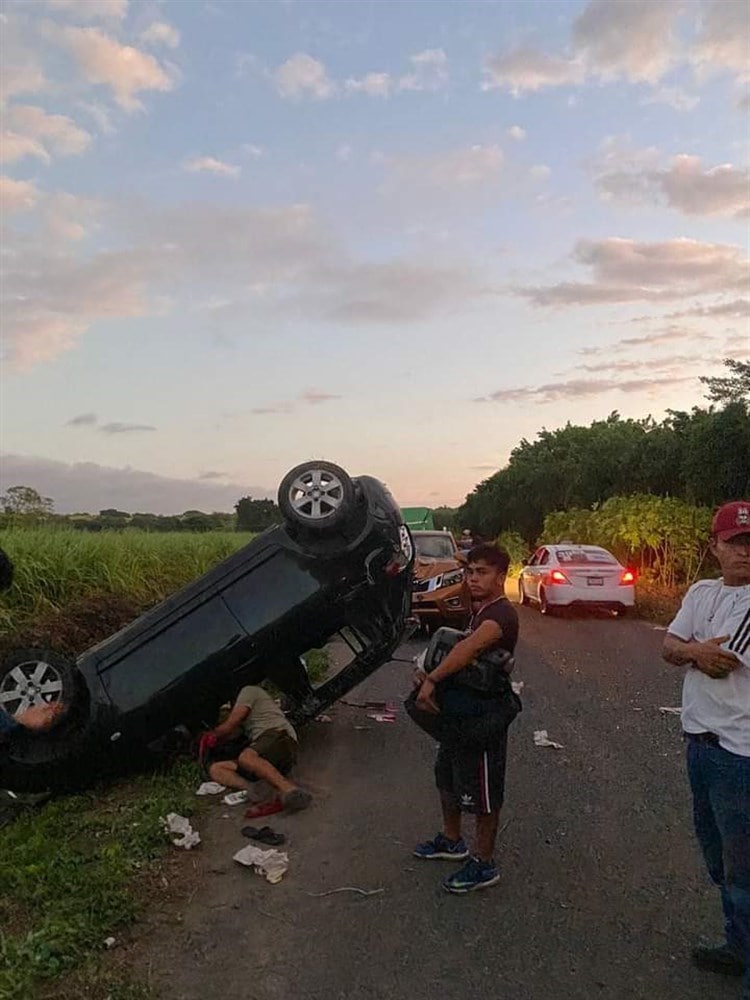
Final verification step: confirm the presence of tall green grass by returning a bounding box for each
[0,528,253,633]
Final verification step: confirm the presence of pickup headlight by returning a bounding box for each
[440,570,464,588]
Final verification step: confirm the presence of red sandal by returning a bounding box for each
[244,798,283,819]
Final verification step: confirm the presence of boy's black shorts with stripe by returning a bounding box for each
[435,733,508,815]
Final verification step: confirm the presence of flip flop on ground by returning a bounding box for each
[241,825,286,846]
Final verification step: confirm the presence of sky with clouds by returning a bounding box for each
[1,0,748,514]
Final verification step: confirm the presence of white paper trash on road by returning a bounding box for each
[533,729,564,750]
[511,681,524,695]
[233,844,289,884]
[163,813,201,849]
[196,782,226,796]
[223,790,249,805]
[659,706,682,716]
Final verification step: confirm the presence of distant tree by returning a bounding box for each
[235,496,282,532]
[679,402,750,504]
[130,513,162,532]
[208,511,236,531]
[433,506,458,532]
[1,485,54,519]
[180,512,213,532]
[701,359,750,404]
[155,516,181,532]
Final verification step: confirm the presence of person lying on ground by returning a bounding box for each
[201,685,311,813]
[1,702,66,744]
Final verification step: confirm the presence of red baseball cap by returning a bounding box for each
[712,501,750,541]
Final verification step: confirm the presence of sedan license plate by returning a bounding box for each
[587,576,604,586]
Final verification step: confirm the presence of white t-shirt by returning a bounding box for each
[668,579,750,757]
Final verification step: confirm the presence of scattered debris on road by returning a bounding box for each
[511,680,524,695]
[315,714,333,723]
[163,813,201,849]
[341,699,399,712]
[306,886,384,898]
[533,729,564,749]
[196,781,226,796]
[233,844,289,884]
[368,713,396,723]
[223,790,249,805]
[104,937,116,949]
[658,706,682,716]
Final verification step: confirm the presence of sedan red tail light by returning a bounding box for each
[549,569,571,585]
[620,569,636,585]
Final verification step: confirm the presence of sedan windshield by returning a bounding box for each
[556,548,618,565]
[414,535,456,560]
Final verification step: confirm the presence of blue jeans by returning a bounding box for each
[687,738,750,987]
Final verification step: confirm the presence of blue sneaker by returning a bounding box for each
[413,832,469,861]
[443,856,500,893]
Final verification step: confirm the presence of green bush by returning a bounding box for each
[494,530,528,576]
[541,495,712,587]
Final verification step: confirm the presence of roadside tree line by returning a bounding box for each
[0,486,282,534]
[456,360,749,585]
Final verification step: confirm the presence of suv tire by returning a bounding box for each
[278,461,356,535]
[0,648,78,720]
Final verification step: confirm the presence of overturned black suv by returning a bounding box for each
[0,461,414,792]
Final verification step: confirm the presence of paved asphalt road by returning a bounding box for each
[141,606,741,1000]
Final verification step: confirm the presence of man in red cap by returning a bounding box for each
[663,501,750,994]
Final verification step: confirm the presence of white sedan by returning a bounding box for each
[518,544,636,616]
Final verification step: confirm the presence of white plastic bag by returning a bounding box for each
[233,844,289,884]
[162,813,201,849]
